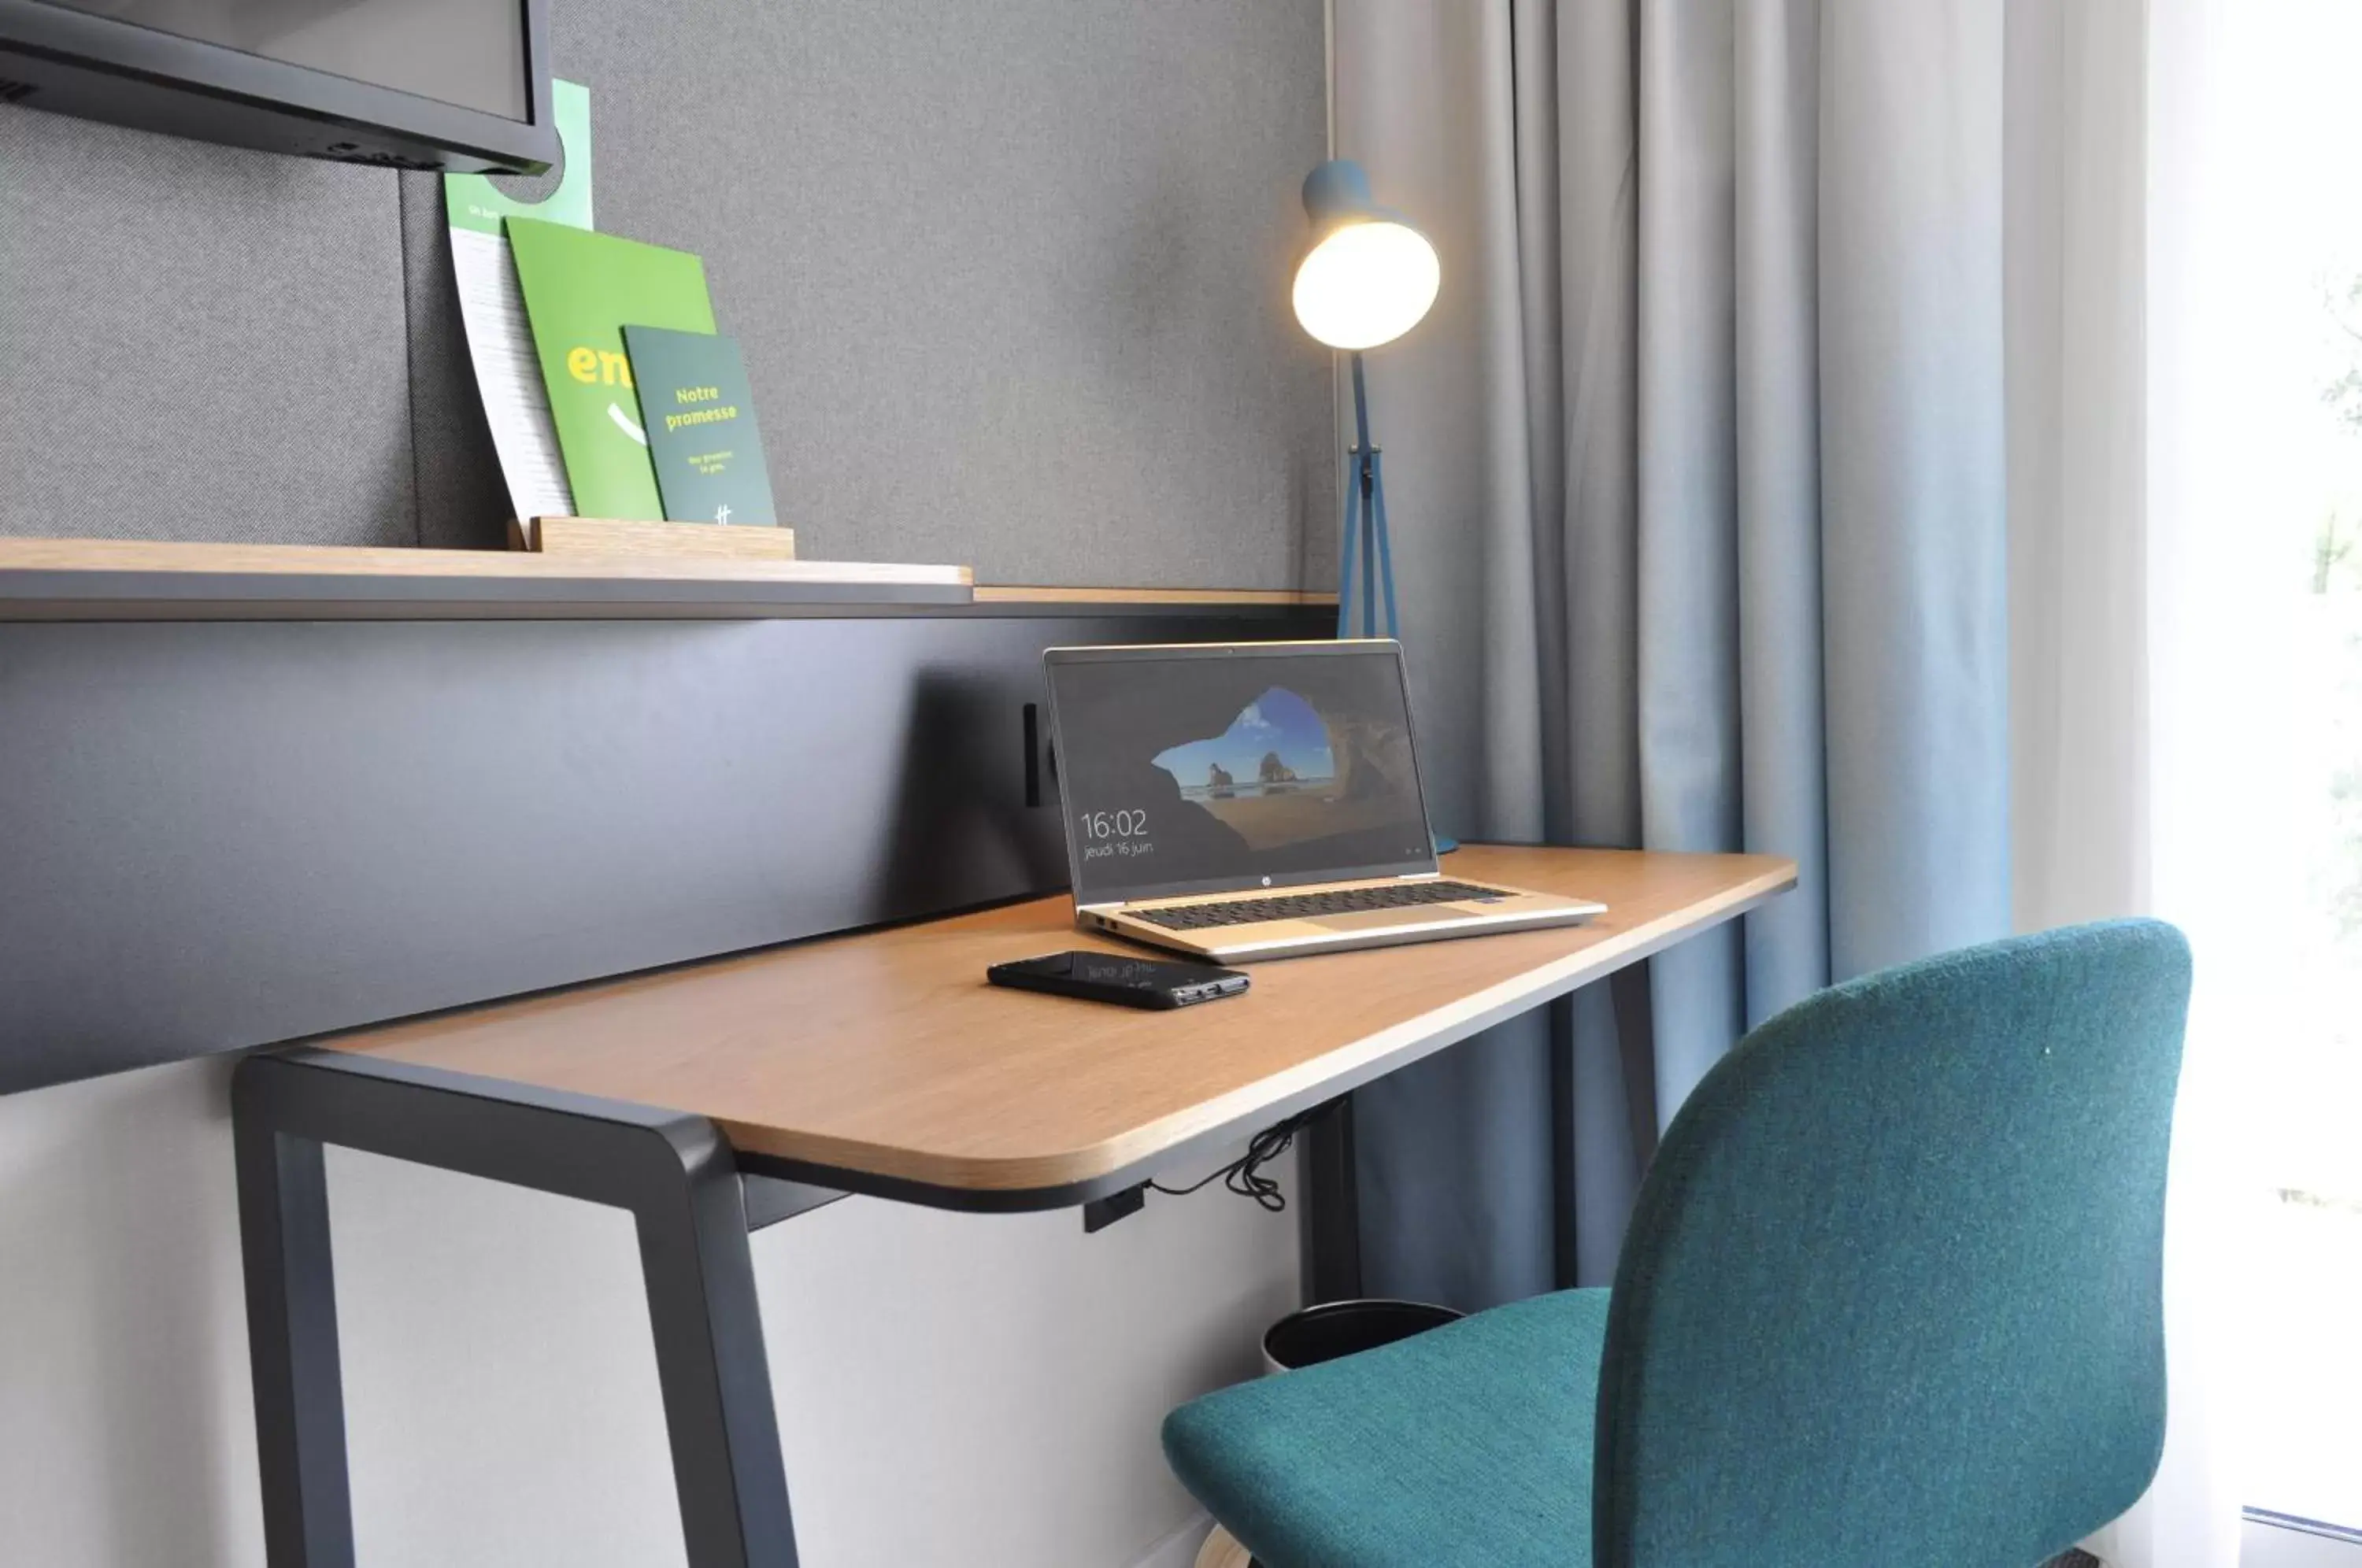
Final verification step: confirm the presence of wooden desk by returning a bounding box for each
[233,845,1794,1568]
[333,845,1794,1206]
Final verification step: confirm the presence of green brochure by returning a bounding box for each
[622,327,779,527]
[506,216,716,521]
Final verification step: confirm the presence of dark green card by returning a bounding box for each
[620,326,779,527]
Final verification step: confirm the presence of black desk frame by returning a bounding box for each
[236,1051,802,1568]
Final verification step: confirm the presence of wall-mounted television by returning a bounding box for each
[0,0,555,173]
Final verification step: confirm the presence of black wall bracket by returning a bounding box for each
[1080,1183,1147,1233]
[743,1175,847,1231]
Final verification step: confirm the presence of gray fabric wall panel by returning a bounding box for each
[550,0,1332,584]
[0,3,1331,578]
[0,108,415,545]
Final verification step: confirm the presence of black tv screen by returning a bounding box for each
[0,0,554,172]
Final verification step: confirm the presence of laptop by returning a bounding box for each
[1041,640,1605,961]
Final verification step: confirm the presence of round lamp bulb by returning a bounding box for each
[1291,220,1441,352]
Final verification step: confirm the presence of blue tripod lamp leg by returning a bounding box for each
[1358,411,1445,850]
[1371,446,1398,640]
[1336,446,1361,640]
[1348,353,1381,639]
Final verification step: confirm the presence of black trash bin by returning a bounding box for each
[1260,1296,1464,1374]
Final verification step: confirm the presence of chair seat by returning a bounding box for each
[1162,1288,1609,1568]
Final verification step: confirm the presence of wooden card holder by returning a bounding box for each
[515,516,801,560]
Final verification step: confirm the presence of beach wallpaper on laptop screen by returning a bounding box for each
[1153,687,1403,852]
[1053,651,1436,898]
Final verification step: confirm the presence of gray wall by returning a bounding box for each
[0,6,1327,1563]
[0,0,1335,585]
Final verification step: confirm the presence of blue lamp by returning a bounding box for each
[1292,160,1441,640]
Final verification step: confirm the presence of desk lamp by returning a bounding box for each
[1292,159,1440,639]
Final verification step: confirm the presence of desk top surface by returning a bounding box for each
[331,845,1794,1204]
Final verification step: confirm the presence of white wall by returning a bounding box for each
[0,1054,1298,1566]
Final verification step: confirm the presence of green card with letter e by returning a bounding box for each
[506,216,716,520]
[622,326,780,527]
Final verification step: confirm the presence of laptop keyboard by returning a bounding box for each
[1131,881,1509,931]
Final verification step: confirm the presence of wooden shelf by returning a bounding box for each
[0,538,1337,622]
[972,585,1336,608]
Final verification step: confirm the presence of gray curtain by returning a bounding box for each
[1333,0,2012,1307]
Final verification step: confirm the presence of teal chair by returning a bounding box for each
[1164,920,2190,1567]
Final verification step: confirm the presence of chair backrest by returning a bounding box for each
[1593,920,2190,1568]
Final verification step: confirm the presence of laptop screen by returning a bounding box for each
[1044,642,1439,905]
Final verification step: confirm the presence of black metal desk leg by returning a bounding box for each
[231,1049,799,1568]
[235,1114,357,1568]
[638,1163,798,1564]
[1301,1094,1363,1304]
